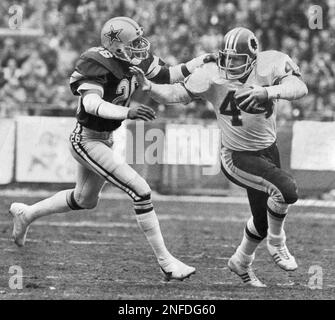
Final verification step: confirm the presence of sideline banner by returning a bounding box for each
[0,119,15,184]
[15,117,127,183]
[16,116,77,182]
[291,121,335,171]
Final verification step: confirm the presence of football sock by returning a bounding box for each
[267,212,286,236]
[267,198,288,237]
[268,230,286,246]
[238,217,263,256]
[25,189,73,223]
[235,246,255,267]
[135,209,173,265]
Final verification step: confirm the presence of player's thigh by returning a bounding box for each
[71,139,150,200]
[221,148,298,204]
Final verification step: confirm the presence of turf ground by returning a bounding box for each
[0,191,334,300]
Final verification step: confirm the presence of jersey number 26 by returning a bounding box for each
[112,76,138,107]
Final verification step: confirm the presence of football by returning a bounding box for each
[234,87,268,114]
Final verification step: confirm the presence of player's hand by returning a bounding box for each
[235,85,269,112]
[127,105,156,121]
[129,66,152,91]
[203,53,218,63]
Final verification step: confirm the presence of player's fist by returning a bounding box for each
[127,105,156,121]
[234,85,269,113]
[203,53,218,64]
[129,66,152,91]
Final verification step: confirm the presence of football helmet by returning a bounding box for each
[101,17,150,65]
[218,27,259,80]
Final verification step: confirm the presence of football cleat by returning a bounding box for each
[159,257,196,281]
[9,203,30,247]
[228,254,266,288]
[267,241,298,271]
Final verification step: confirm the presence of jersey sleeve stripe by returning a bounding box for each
[146,55,162,79]
[69,70,84,85]
[77,82,104,96]
[181,64,191,77]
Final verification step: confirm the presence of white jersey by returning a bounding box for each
[184,50,301,151]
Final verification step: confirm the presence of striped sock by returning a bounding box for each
[267,198,288,236]
[134,198,172,263]
[267,210,286,236]
[238,217,263,256]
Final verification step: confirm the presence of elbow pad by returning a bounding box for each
[82,93,103,116]
[82,93,129,120]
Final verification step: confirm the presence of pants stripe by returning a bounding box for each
[220,148,284,202]
[71,140,141,201]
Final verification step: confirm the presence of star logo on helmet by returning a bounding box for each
[104,26,122,44]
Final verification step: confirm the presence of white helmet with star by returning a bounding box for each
[100,17,150,65]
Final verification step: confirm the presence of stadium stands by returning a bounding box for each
[0,0,334,120]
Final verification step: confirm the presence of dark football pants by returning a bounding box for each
[220,142,298,239]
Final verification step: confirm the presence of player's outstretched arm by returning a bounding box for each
[82,90,156,121]
[169,53,217,83]
[265,75,308,101]
[130,66,193,105]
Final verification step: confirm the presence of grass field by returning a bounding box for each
[0,191,334,300]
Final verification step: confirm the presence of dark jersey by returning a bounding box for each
[69,46,170,132]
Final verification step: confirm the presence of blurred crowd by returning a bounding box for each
[0,0,334,121]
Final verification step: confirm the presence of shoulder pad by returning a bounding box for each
[184,62,218,95]
[256,50,301,84]
[79,47,125,79]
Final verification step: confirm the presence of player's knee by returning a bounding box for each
[270,172,298,205]
[133,184,153,215]
[132,176,151,200]
[280,178,298,204]
[67,190,99,210]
